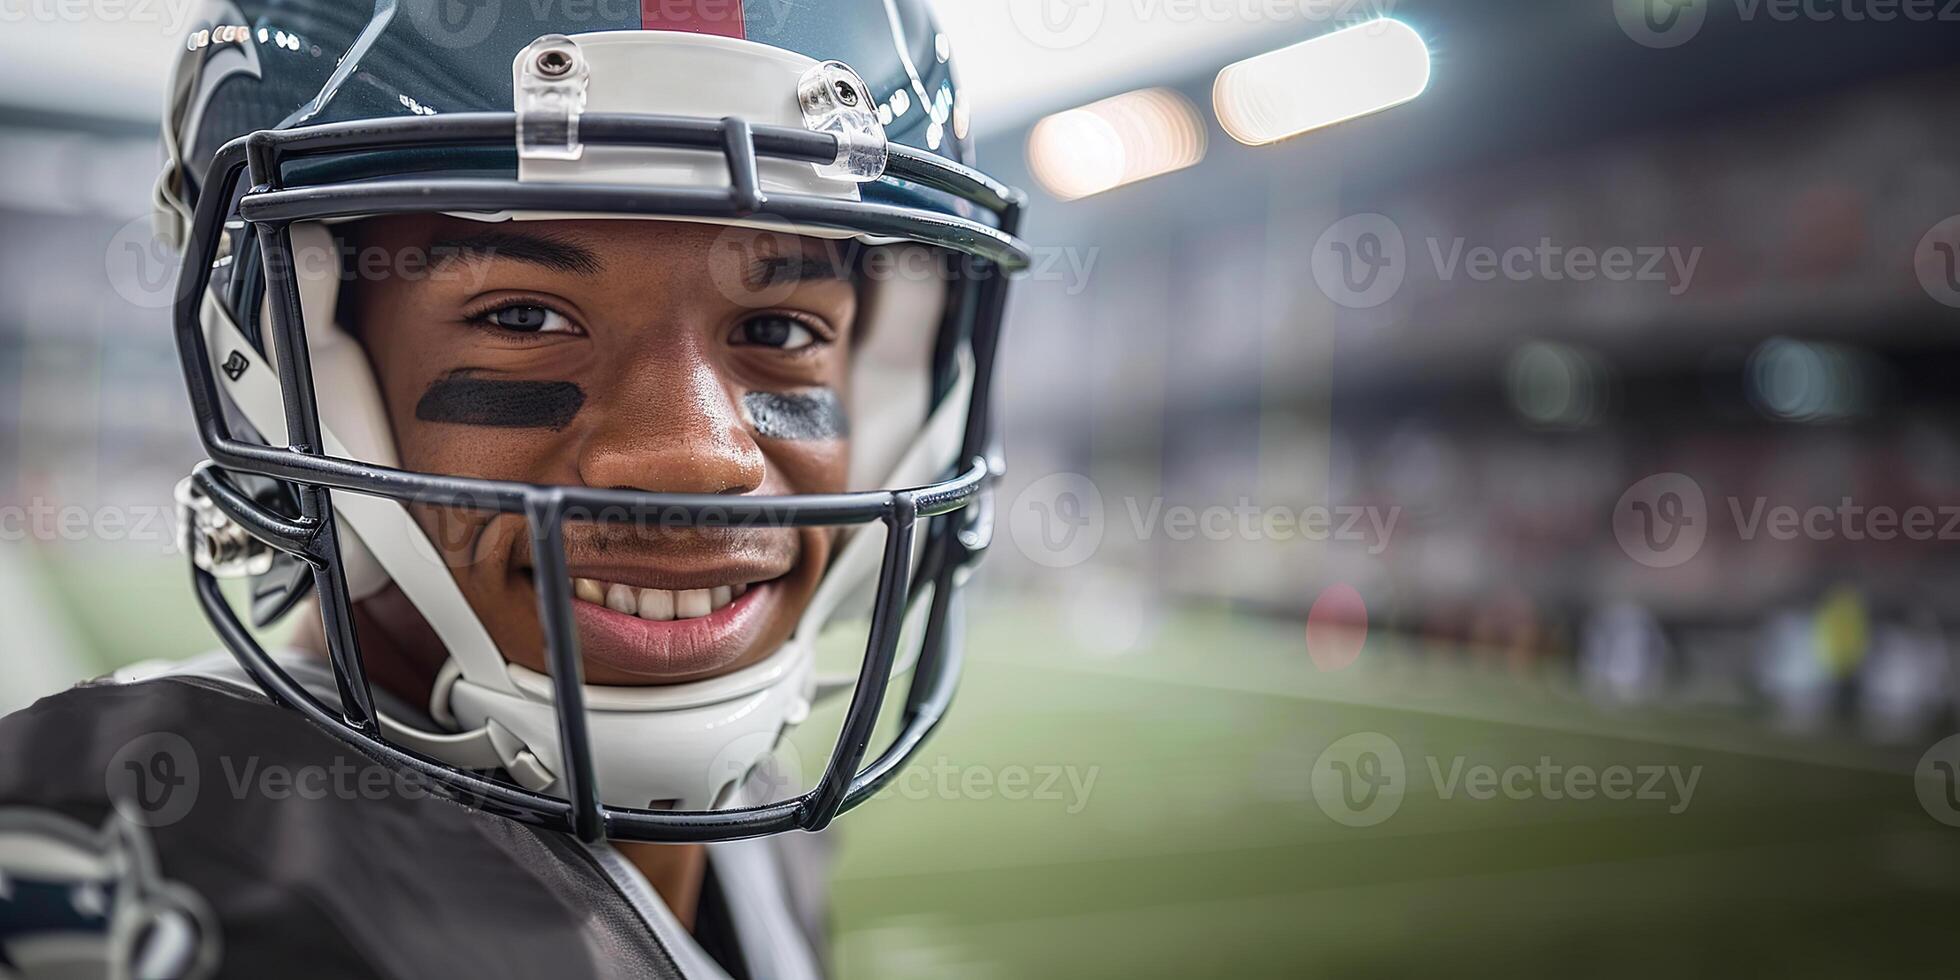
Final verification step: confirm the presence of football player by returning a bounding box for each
[0,2,1026,977]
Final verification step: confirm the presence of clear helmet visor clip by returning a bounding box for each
[516,35,590,161]
[798,60,888,182]
[514,38,887,182]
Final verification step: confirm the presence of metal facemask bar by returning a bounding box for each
[171,109,1027,843]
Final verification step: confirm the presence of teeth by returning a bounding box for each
[573,576,749,621]
[677,589,712,619]
[637,588,675,621]
[605,583,637,616]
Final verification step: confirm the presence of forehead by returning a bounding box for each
[353,214,842,275]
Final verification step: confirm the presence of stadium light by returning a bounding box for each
[1026,87,1207,202]
[1213,18,1431,147]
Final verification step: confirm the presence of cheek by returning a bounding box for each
[396,422,573,482]
[415,376,586,430]
[760,436,850,495]
[741,390,849,441]
[729,341,855,492]
[404,501,490,568]
[387,374,587,480]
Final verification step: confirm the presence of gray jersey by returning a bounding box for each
[0,653,831,980]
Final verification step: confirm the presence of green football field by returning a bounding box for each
[26,553,1960,978]
[809,601,1960,979]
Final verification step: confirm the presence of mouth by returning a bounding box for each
[574,576,754,621]
[523,565,790,682]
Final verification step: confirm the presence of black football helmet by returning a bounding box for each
[158,0,1028,843]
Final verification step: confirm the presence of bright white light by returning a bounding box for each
[1213,18,1431,147]
[1026,88,1207,202]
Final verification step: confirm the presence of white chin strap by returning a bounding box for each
[197,29,974,815]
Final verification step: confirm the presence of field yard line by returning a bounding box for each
[978,648,1918,776]
[834,826,1935,941]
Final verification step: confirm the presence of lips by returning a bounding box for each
[556,569,781,681]
[575,576,747,621]
[502,525,800,682]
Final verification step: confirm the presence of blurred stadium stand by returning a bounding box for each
[5,2,1960,973]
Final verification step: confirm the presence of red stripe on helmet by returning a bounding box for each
[641,0,747,38]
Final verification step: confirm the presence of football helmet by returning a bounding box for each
[157,0,1028,843]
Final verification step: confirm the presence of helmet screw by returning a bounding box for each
[535,48,575,78]
[833,79,860,107]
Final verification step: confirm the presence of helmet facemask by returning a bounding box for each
[168,29,1026,843]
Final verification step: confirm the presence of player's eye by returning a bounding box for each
[478,304,578,335]
[730,314,820,351]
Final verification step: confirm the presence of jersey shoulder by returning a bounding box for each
[0,676,681,980]
[0,675,272,817]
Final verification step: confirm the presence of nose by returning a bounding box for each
[575,336,766,496]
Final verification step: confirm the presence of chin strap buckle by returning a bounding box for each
[175,468,274,579]
[515,35,590,162]
[409,661,560,792]
[798,60,888,182]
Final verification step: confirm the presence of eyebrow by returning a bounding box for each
[428,231,604,276]
[749,253,852,288]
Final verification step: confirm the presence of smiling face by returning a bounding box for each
[342,216,856,686]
